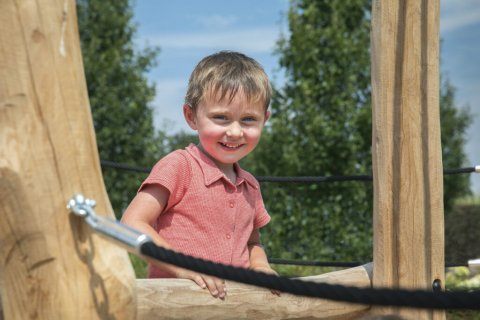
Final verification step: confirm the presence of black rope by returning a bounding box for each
[444,167,478,175]
[140,241,480,310]
[100,160,150,173]
[256,175,372,183]
[100,160,478,183]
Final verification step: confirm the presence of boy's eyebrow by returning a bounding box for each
[204,107,231,115]
[242,109,263,116]
[206,107,263,116]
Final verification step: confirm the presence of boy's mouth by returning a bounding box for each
[219,142,244,150]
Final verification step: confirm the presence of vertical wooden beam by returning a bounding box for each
[0,0,136,318]
[371,0,444,319]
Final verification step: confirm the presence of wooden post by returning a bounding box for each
[0,0,136,318]
[370,0,444,319]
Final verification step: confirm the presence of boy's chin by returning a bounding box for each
[214,155,244,165]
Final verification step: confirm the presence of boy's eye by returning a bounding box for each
[212,115,227,120]
[242,117,257,122]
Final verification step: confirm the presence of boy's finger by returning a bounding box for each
[214,278,227,299]
[203,276,220,298]
[189,273,207,290]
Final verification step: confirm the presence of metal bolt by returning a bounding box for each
[432,279,442,292]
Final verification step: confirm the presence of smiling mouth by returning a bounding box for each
[219,142,244,150]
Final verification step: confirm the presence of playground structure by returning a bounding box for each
[0,0,448,319]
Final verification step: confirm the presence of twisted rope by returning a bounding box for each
[140,242,480,310]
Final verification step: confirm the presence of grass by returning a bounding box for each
[129,253,148,278]
[445,266,480,319]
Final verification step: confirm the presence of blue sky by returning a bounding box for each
[133,0,480,194]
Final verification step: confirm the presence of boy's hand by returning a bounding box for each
[250,266,281,296]
[175,268,226,299]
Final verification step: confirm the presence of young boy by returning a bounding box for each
[121,51,277,299]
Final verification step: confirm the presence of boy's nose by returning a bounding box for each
[226,122,243,138]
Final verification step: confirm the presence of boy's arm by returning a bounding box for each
[121,184,183,276]
[248,229,280,295]
[247,229,277,274]
[121,184,226,299]
[121,184,172,249]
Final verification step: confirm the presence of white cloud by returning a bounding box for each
[190,14,238,29]
[440,0,480,33]
[138,26,280,53]
[151,79,189,131]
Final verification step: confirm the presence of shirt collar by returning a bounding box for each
[185,144,259,189]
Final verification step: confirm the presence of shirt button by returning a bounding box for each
[229,200,235,208]
[226,234,231,239]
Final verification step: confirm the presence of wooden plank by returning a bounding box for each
[0,0,136,318]
[136,264,372,319]
[370,0,444,319]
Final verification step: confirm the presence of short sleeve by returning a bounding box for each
[253,189,271,229]
[139,150,191,211]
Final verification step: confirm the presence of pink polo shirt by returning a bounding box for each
[139,144,271,278]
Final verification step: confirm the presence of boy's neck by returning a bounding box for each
[196,143,237,183]
[222,166,237,184]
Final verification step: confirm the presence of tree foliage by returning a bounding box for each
[77,0,162,216]
[243,0,472,263]
[163,131,199,151]
[440,78,472,212]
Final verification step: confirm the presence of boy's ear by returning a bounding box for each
[183,104,197,130]
[263,110,271,124]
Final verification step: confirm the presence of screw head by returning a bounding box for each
[432,279,442,292]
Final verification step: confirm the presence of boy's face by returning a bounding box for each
[184,90,270,169]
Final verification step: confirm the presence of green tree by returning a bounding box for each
[440,78,472,212]
[244,0,472,264]
[163,131,198,151]
[77,0,162,217]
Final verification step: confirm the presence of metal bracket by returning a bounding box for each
[67,193,152,253]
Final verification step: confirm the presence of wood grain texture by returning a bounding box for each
[136,264,372,320]
[370,0,444,319]
[0,0,136,318]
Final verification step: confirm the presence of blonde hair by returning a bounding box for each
[185,51,271,113]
